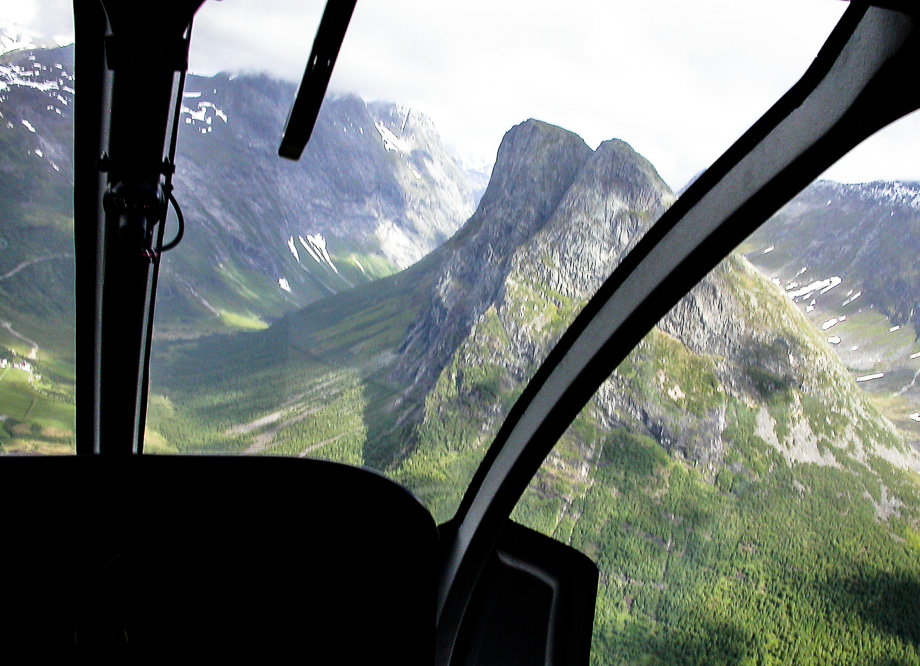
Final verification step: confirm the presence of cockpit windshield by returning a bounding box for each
[3,2,920,663]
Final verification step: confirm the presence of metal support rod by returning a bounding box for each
[87,0,204,454]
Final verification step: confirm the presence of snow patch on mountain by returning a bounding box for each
[787,276,841,300]
[822,180,920,210]
[305,234,337,273]
[0,23,36,57]
[375,121,409,153]
[287,236,300,262]
[0,61,71,94]
[298,234,338,273]
[180,95,229,132]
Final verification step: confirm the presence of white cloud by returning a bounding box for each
[9,0,920,189]
[188,0,851,189]
[0,0,36,26]
[0,0,72,44]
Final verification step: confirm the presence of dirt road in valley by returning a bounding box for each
[0,253,71,282]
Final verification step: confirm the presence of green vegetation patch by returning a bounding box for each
[217,309,269,330]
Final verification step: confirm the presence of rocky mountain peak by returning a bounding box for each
[477,119,590,212]
[392,119,592,393]
[529,137,675,300]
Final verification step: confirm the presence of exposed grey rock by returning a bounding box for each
[393,119,592,394]
[390,117,914,474]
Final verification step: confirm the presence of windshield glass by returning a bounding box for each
[5,1,920,662]
[140,0,849,515]
[0,4,75,454]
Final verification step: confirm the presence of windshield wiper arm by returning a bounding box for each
[278,0,357,160]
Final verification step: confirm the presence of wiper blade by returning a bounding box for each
[278,0,357,160]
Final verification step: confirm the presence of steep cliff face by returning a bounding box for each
[487,137,676,384]
[393,120,593,395]
[392,123,915,511]
[392,124,679,436]
[173,84,475,276]
[161,81,477,334]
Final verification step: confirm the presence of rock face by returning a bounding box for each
[393,121,676,406]
[161,80,478,333]
[394,120,593,395]
[487,136,676,383]
[174,84,475,274]
[384,119,913,480]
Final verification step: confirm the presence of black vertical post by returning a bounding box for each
[72,0,108,455]
[89,1,203,454]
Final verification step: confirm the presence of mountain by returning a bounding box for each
[387,124,916,510]
[748,180,920,332]
[0,41,77,433]
[0,43,478,345]
[746,181,920,444]
[145,118,920,488]
[148,118,920,664]
[393,120,595,402]
[162,80,477,336]
[0,41,480,450]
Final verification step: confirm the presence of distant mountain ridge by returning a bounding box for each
[749,179,920,332]
[149,76,480,336]
[0,42,482,348]
[0,42,76,369]
[747,179,920,444]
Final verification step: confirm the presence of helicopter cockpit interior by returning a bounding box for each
[2,1,919,663]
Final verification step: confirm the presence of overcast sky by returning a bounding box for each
[4,0,920,190]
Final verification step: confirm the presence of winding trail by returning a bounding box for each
[298,432,349,457]
[1,321,39,358]
[0,253,72,282]
[895,367,920,397]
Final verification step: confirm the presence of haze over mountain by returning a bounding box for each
[0,40,480,345]
[165,78,478,335]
